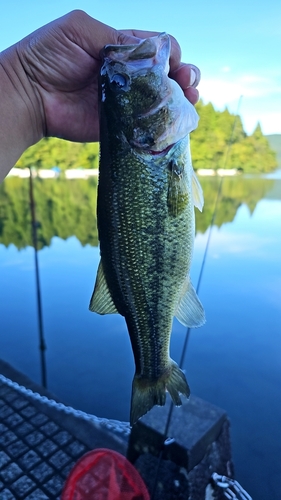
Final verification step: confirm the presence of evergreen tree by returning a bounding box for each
[190,101,277,172]
[14,102,278,174]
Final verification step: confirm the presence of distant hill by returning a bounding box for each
[266,134,281,166]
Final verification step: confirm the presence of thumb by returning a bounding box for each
[55,11,181,69]
[53,10,141,60]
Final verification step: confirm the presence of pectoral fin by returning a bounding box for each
[192,170,204,212]
[175,276,205,327]
[167,159,188,216]
[89,260,118,315]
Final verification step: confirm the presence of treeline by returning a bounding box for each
[0,177,98,249]
[0,176,274,250]
[191,101,277,172]
[195,176,274,233]
[14,101,277,174]
[266,134,281,165]
[15,139,99,171]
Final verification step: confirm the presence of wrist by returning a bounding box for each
[0,44,44,181]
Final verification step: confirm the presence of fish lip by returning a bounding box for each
[147,143,175,156]
[129,137,175,155]
[101,33,171,73]
[133,138,184,157]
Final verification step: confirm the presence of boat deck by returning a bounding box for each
[0,360,128,499]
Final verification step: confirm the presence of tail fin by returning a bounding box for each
[130,361,190,426]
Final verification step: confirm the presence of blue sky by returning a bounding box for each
[1,0,280,135]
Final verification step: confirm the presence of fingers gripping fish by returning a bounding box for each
[89,34,205,426]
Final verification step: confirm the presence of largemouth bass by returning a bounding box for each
[90,33,205,426]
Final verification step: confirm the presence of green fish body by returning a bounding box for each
[90,34,205,425]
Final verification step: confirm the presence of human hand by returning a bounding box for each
[3,10,200,144]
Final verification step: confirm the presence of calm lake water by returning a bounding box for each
[0,172,281,499]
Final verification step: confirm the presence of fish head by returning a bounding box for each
[100,34,198,154]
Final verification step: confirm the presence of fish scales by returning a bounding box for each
[90,34,205,425]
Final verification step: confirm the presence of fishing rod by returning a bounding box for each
[150,95,243,500]
[29,167,47,388]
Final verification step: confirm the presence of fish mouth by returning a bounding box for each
[148,143,175,156]
[130,139,175,156]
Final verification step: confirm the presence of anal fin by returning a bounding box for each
[89,260,118,315]
[175,276,205,328]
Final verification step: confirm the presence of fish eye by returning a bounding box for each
[110,73,128,91]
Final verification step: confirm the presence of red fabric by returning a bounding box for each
[61,448,150,500]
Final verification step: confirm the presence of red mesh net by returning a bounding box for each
[61,448,150,500]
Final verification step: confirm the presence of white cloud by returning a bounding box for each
[197,71,281,134]
[198,73,281,103]
[243,112,281,135]
[196,229,276,258]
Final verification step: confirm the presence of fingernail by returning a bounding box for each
[189,65,201,87]
[190,69,196,86]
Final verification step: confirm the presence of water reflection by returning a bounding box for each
[0,176,99,249]
[0,175,276,249]
[0,173,277,389]
[0,174,281,500]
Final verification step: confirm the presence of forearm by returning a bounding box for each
[0,46,43,182]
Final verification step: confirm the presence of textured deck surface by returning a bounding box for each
[0,361,128,499]
[0,379,90,499]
